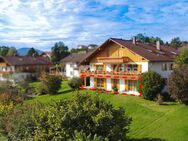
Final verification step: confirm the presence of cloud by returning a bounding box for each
[0,0,187,50]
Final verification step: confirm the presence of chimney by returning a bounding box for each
[156,40,160,50]
[133,36,136,45]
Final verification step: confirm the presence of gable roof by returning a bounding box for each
[82,38,179,63]
[60,49,96,64]
[0,56,52,66]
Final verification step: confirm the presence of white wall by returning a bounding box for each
[127,62,149,73]
[106,78,112,91]
[0,73,37,83]
[65,63,79,78]
[119,79,125,92]
[149,62,173,78]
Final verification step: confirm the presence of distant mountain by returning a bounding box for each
[17,48,44,56]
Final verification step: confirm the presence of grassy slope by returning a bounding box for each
[27,81,188,141]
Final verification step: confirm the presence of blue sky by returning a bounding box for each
[0,0,188,50]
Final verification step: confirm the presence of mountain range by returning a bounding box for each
[17,48,44,56]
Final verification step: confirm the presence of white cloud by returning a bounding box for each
[0,0,188,50]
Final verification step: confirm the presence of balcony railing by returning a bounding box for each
[80,70,141,80]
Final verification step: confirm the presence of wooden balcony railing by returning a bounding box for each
[80,70,141,80]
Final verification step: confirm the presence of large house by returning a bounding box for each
[79,38,179,96]
[60,50,96,78]
[0,56,52,83]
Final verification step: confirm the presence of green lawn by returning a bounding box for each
[26,81,188,141]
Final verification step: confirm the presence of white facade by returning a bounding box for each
[88,61,173,95]
[0,73,37,83]
[149,62,173,78]
[65,63,79,78]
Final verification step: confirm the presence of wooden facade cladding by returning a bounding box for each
[97,57,130,64]
[90,42,148,63]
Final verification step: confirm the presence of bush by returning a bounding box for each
[137,71,165,100]
[168,65,188,104]
[40,73,62,95]
[1,94,131,141]
[0,105,37,140]
[68,77,82,90]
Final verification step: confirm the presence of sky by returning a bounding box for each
[0,0,188,51]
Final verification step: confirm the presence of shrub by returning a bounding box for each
[0,105,37,140]
[40,73,62,95]
[168,65,188,104]
[70,130,108,141]
[68,77,82,90]
[175,48,188,65]
[1,94,131,141]
[112,86,118,92]
[137,71,165,100]
[0,92,23,117]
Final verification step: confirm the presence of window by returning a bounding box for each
[127,65,132,72]
[70,64,73,68]
[97,78,104,88]
[96,65,103,71]
[169,63,173,70]
[128,80,137,91]
[70,71,73,75]
[133,65,138,72]
[162,63,167,71]
[119,64,124,72]
[112,79,119,88]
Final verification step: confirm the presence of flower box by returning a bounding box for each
[114,91,119,94]
[122,92,127,95]
[106,90,111,93]
[130,94,135,96]
[98,90,103,93]
[90,88,95,91]
[81,87,86,90]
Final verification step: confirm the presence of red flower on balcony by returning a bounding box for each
[140,83,142,88]
[106,90,111,92]
[130,94,135,96]
[114,91,119,94]
[98,75,103,78]
[122,76,127,79]
[106,75,111,78]
[114,76,119,79]
[130,77,136,80]
[81,74,86,77]
[90,74,95,77]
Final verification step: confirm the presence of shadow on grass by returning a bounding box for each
[160,103,177,106]
[58,89,74,94]
[128,138,165,141]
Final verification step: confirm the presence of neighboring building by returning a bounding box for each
[0,56,52,83]
[80,38,179,96]
[41,51,52,60]
[60,50,96,78]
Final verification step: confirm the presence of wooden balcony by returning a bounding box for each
[97,57,130,63]
[80,70,141,80]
